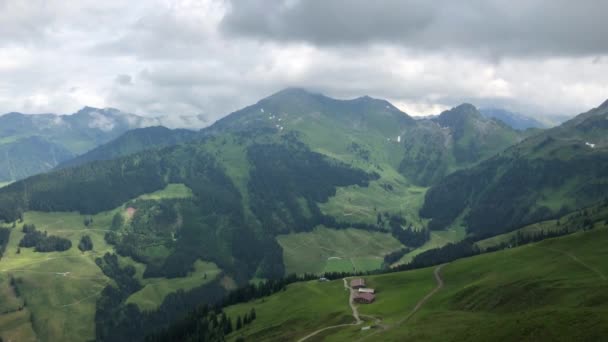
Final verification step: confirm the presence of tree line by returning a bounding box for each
[18,224,71,252]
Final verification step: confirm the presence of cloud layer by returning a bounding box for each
[0,0,607,124]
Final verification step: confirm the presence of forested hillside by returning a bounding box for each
[0,89,546,341]
[421,99,608,236]
[58,126,200,169]
[400,104,526,185]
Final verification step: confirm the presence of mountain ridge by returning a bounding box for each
[421,98,608,235]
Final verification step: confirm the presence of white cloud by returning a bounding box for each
[0,0,606,123]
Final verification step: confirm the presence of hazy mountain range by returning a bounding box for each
[0,107,209,182]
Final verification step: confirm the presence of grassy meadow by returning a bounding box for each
[277,226,404,274]
[126,260,222,311]
[225,278,353,342]
[0,184,218,341]
[223,226,608,341]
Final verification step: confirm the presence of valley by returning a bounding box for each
[0,90,606,341]
[2,3,606,341]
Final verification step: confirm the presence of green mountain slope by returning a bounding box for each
[0,136,74,181]
[0,89,529,279]
[400,104,527,185]
[212,223,608,341]
[57,126,200,169]
[479,107,547,130]
[421,99,608,236]
[0,89,531,341]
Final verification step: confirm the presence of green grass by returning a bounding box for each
[0,185,199,341]
[0,308,38,342]
[0,211,116,341]
[397,225,467,265]
[224,225,608,341]
[477,201,608,251]
[126,260,222,311]
[320,167,428,227]
[136,183,193,200]
[277,226,404,274]
[225,279,352,342]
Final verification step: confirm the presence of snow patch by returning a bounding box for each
[397,135,401,143]
[586,142,596,148]
[260,108,264,113]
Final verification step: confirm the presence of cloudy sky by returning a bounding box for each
[1,0,607,123]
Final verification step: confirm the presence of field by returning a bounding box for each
[396,225,467,265]
[224,278,353,341]
[0,211,115,341]
[223,226,608,341]
[136,183,193,200]
[319,167,428,227]
[126,260,222,311]
[0,184,215,342]
[277,226,404,274]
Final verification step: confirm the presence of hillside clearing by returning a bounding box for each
[277,226,404,274]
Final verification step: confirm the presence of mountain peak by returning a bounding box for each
[453,103,478,113]
[269,87,319,99]
[598,98,608,111]
[436,103,481,122]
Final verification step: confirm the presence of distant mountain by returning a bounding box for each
[421,99,608,236]
[0,136,74,181]
[0,107,205,181]
[58,126,200,169]
[479,108,547,130]
[400,104,527,185]
[0,89,527,277]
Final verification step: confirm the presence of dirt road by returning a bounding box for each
[300,265,447,341]
[297,278,362,342]
[356,264,446,341]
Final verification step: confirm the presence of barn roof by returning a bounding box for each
[350,278,365,287]
[354,292,375,302]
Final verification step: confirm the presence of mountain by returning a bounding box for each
[166,210,608,341]
[0,108,151,182]
[0,107,206,182]
[57,126,200,169]
[399,104,528,185]
[0,89,530,341]
[421,99,608,235]
[480,108,547,130]
[0,136,74,181]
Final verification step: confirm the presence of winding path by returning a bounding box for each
[299,264,446,341]
[297,278,362,342]
[356,264,446,342]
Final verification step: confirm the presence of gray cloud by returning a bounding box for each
[0,0,606,125]
[222,0,608,58]
[115,74,133,86]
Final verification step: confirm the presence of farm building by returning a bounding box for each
[354,292,375,304]
[350,278,366,289]
[358,288,375,294]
